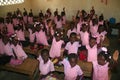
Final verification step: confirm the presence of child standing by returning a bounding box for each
[49,30,64,58]
[79,23,89,46]
[92,47,119,80]
[37,49,55,79]
[86,36,97,62]
[60,53,83,80]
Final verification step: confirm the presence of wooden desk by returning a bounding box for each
[23,46,40,57]
[0,58,39,80]
[55,60,92,77]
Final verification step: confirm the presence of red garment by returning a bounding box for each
[79,50,87,61]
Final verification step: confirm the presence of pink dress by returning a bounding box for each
[6,23,15,34]
[23,16,28,24]
[3,43,14,57]
[96,31,107,44]
[67,28,77,38]
[62,16,66,25]
[12,18,19,26]
[11,44,28,60]
[92,61,109,80]
[90,25,98,37]
[61,59,83,80]
[28,17,33,24]
[65,42,81,54]
[37,56,55,75]
[77,22,82,34]
[28,29,36,43]
[49,37,64,58]
[86,45,97,62]
[15,30,25,41]
[79,31,89,46]
[56,20,62,29]
[35,30,49,46]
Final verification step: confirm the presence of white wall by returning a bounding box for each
[0,0,120,22]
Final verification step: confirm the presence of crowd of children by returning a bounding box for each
[0,7,119,80]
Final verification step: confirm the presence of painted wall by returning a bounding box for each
[0,0,120,22]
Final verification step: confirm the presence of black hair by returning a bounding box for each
[78,46,87,51]
[89,36,97,41]
[70,32,77,37]
[68,53,78,61]
[98,51,111,61]
[41,49,49,56]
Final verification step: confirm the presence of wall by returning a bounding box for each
[0,0,31,17]
[0,0,120,22]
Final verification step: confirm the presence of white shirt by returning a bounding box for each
[37,56,55,75]
[65,41,81,54]
[61,59,83,80]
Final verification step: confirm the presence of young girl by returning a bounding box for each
[10,35,28,60]
[35,23,49,46]
[79,23,89,46]
[96,25,107,45]
[65,32,81,55]
[60,53,83,80]
[2,35,14,57]
[78,46,87,61]
[56,15,62,29]
[49,29,64,58]
[92,47,119,80]
[86,36,97,62]
[28,25,36,43]
[28,9,33,24]
[37,49,55,79]
[61,7,66,25]
[67,22,77,38]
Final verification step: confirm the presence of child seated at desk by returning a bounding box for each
[60,53,83,80]
[37,49,55,79]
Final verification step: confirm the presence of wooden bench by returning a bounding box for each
[0,58,39,80]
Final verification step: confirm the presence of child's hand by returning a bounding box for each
[113,50,119,61]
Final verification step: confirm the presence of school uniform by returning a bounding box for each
[35,30,49,46]
[3,43,14,57]
[28,29,36,43]
[92,61,109,80]
[28,17,33,24]
[23,15,28,24]
[96,31,107,44]
[77,22,82,34]
[79,31,89,46]
[37,56,55,75]
[6,23,15,34]
[56,20,62,29]
[49,37,64,58]
[61,59,83,80]
[90,25,98,36]
[62,16,66,25]
[67,28,77,38]
[86,45,97,62]
[11,44,28,60]
[65,41,81,54]
[15,30,25,41]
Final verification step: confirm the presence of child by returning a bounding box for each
[28,9,33,24]
[78,46,87,61]
[23,8,28,25]
[67,22,77,38]
[60,53,83,80]
[79,23,89,46]
[10,35,28,60]
[37,49,55,79]
[35,23,49,46]
[28,25,36,43]
[61,7,66,25]
[5,18,15,35]
[49,29,64,58]
[92,47,119,80]
[65,32,81,55]
[86,36,97,62]
[56,15,62,29]
[96,25,107,45]
[2,35,14,57]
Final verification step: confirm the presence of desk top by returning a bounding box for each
[0,58,39,75]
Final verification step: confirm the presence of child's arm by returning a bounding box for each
[76,74,84,80]
[109,50,119,70]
